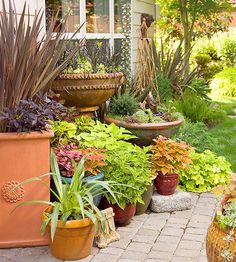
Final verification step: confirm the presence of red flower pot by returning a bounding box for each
[154,173,179,195]
[102,199,136,226]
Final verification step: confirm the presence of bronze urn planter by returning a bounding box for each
[104,117,183,146]
[52,73,124,113]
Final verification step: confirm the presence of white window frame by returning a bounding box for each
[47,0,125,50]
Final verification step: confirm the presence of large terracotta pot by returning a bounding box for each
[135,182,154,215]
[206,220,236,262]
[42,207,95,260]
[102,199,136,226]
[104,117,183,146]
[52,73,124,112]
[154,173,179,195]
[0,131,53,248]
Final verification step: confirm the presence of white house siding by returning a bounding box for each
[0,0,45,34]
[131,0,156,72]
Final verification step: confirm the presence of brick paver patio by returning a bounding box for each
[0,193,217,262]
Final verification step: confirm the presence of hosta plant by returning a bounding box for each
[179,150,231,192]
[54,143,107,177]
[151,136,192,175]
[14,152,120,241]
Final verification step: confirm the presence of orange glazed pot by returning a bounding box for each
[42,207,95,260]
[0,131,53,248]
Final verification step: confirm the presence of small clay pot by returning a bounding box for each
[102,199,136,226]
[135,182,154,215]
[42,207,95,260]
[154,173,179,195]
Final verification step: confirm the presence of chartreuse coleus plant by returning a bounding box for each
[78,120,152,209]
[14,152,122,241]
[179,150,231,192]
[151,136,193,176]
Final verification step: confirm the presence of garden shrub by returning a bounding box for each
[176,122,218,153]
[194,54,211,68]
[179,150,231,192]
[174,91,210,123]
[155,73,172,102]
[220,37,236,66]
[174,90,226,125]
[187,78,211,100]
[110,92,139,116]
[211,67,236,97]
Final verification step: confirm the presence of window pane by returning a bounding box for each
[114,39,122,64]
[114,0,123,33]
[46,0,80,33]
[86,0,110,33]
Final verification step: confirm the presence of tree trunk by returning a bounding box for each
[179,0,191,77]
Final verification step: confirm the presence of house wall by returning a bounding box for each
[0,0,45,34]
[131,0,156,72]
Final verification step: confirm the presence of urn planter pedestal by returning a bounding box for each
[52,73,124,113]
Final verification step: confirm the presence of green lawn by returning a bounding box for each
[209,97,236,172]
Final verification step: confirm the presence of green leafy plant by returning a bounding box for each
[176,122,218,153]
[14,152,120,241]
[79,122,136,149]
[109,92,139,116]
[195,54,212,68]
[179,150,231,192]
[151,136,192,175]
[50,121,79,146]
[78,120,152,208]
[103,143,152,208]
[0,2,80,132]
[211,67,236,97]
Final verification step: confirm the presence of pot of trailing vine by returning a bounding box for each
[102,199,136,226]
[0,131,53,248]
[42,206,95,260]
[52,73,124,113]
[135,181,154,215]
[154,172,179,195]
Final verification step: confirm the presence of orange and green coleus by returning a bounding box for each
[151,136,193,175]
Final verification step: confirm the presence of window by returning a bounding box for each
[86,0,110,33]
[46,0,124,50]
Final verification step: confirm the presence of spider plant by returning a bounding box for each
[0,1,81,132]
[13,152,121,241]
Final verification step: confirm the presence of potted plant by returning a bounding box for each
[53,143,107,205]
[77,119,152,225]
[206,175,236,262]
[52,41,124,113]
[14,153,119,260]
[151,136,192,195]
[0,3,79,248]
[105,92,183,146]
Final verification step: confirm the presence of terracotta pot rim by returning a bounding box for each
[0,130,54,141]
[104,117,183,130]
[42,206,93,229]
[57,72,124,80]
[157,173,179,177]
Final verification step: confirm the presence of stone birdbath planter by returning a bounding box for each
[104,117,183,146]
[52,73,124,113]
